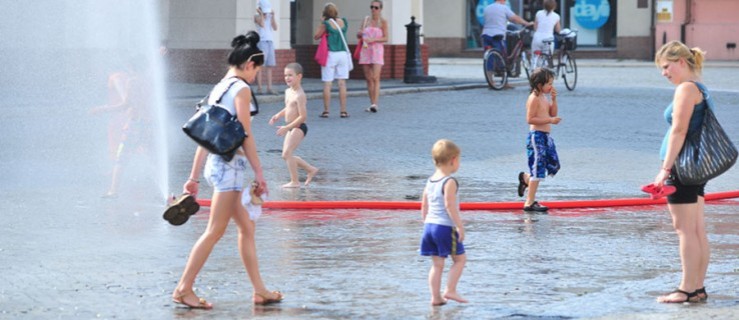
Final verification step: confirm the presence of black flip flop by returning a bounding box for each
[517,172,528,197]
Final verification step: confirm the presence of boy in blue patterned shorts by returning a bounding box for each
[420,139,467,306]
[517,68,561,212]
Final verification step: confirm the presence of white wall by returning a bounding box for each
[617,0,651,37]
[167,0,256,49]
[422,0,465,38]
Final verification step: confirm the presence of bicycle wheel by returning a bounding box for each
[483,49,507,90]
[521,50,531,80]
[561,52,577,91]
[509,53,521,78]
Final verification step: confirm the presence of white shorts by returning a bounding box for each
[257,40,276,66]
[321,51,350,82]
[531,33,555,55]
[204,154,248,193]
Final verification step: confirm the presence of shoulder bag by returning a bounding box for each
[182,77,256,162]
[314,32,328,67]
[674,82,737,185]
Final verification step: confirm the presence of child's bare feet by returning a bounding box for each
[305,168,319,186]
[282,182,300,188]
[431,298,447,306]
[443,292,468,303]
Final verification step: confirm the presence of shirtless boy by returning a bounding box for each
[517,68,561,212]
[269,63,319,187]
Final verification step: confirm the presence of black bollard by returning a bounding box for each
[404,16,436,83]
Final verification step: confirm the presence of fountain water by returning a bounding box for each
[0,0,170,202]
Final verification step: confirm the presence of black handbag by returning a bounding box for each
[674,83,737,185]
[182,77,258,162]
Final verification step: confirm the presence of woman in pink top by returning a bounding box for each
[357,0,388,113]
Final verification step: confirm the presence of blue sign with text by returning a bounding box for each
[574,0,610,29]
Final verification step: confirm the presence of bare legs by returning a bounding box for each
[428,254,467,306]
[281,129,318,188]
[322,80,348,115]
[524,174,540,207]
[428,256,445,305]
[256,67,274,94]
[173,190,278,306]
[362,64,382,110]
[657,197,710,303]
[231,196,281,303]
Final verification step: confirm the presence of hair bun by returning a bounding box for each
[231,32,260,48]
[231,35,247,48]
[244,31,260,46]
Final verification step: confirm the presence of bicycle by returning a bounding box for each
[482,25,533,90]
[530,29,578,91]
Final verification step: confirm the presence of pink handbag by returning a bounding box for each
[314,33,328,66]
[353,39,363,60]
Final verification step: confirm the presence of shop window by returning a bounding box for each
[564,0,616,47]
[467,0,616,49]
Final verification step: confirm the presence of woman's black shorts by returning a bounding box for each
[665,171,706,204]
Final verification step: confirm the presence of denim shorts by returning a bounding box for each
[204,154,248,193]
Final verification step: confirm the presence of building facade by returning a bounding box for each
[421,0,739,61]
[160,0,428,83]
[160,0,738,83]
[655,0,739,61]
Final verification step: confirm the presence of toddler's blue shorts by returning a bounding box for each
[420,223,465,258]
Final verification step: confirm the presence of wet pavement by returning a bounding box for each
[1,59,739,319]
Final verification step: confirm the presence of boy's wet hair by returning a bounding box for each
[529,68,555,94]
[285,62,303,75]
[431,139,460,166]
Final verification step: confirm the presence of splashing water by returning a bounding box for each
[0,0,170,202]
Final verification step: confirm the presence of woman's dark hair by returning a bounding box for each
[228,31,264,67]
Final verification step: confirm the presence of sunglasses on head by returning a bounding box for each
[370,5,381,10]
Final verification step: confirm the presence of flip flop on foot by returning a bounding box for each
[340,111,349,118]
[365,105,378,113]
[320,111,329,118]
[693,287,708,302]
[172,290,213,309]
[254,291,283,305]
[657,289,697,303]
[305,168,319,186]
